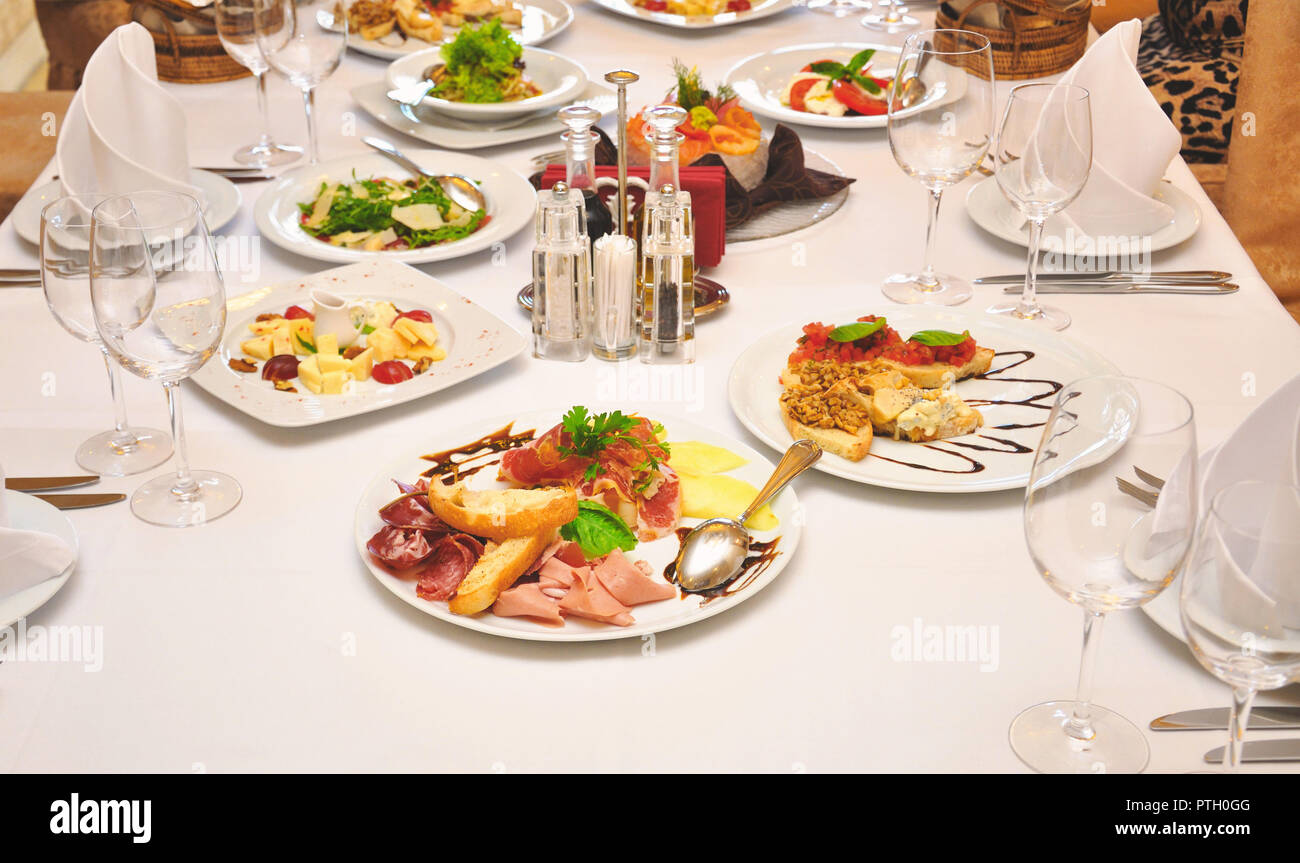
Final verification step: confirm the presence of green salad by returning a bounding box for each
[429,20,540,104]
[298,175,487,251]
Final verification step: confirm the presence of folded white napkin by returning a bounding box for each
[1050,19,1181,238]
[56,22,203,205]
[0,474,76,601]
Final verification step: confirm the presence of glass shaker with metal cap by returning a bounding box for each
[638,105,695,364]
[531,179,592,362]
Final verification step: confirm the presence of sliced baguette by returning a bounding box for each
[448,532,551,615]
[428,481,578,541]
[875,346,995,388]
[836,374,983,443]
[779,385,873,461]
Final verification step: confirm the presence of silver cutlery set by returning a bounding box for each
[975,269,1238,294]
[5,475,124,510]
[1151,708,1300,763]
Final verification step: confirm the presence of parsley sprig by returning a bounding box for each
[558,406,671,492]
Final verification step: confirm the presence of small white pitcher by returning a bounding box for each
[310,288,367,349]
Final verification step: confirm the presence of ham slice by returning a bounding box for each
[558,570,635,627]
[593,549,677,606]
[493,582,564,626]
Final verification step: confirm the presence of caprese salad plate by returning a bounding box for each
[589,0,795,29]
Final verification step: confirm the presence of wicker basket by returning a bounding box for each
[131,0,251,84]
[937,0,1091,80]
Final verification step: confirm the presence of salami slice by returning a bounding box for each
[415,534,485,601]
[366,526,436,570]
[379,493,446,532]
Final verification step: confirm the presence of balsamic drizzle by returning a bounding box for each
[419,423,537,482]
[662,526,781,604]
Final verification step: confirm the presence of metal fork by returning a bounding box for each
[1116,466,1165,507]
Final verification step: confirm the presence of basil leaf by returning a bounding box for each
[296,334,317,354]
[559,500,638,559]
[829,318,887,342]
[908,329,971,346]
[808,61,848,79]
[847,48,876,73]
[851,74,882,95]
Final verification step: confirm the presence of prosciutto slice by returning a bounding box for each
[634,466,681,541]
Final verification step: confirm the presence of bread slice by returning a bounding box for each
[875,346,995,389]
[837,372,982,443]
[448,533,551,616]
[428,481,578,541]
[779,384,873,461]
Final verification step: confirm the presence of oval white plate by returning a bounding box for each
[10,169,241,247]
[965,175,1202,254]
[0,491,78,628]
[589,0,794,29]
[253,150,535,265]
[354,407,803,642]
[386,46,586,121]
[728,305,1121,493]
[347,0,574,59]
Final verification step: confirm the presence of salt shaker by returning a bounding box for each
[532,180,592,362]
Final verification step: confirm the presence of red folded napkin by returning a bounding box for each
[537,164,727,268]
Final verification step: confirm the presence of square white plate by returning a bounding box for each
[192,259,527,427]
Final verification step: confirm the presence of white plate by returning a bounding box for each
[346,0,574,59]
[0,491,78,628]
[351,80,616,150]
[386,46,587,121]
[253,150,535,266]
[590,0,794,29]
[965,175,1202,254]
[728,305,1121,493]
[9,169,242,247]
[725,42,953,130]
[354,407,803,641]
[192,259,527,427]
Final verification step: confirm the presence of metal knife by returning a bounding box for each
[976,270,1232,285]
[1204,739,1300,763]
[1151,706,1300,731]
[33,493,125,510]
[5,475,99,492]
[1001,283,1238,295]
[0,268,40,280]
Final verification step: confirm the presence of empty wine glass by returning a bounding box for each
[40,196,172,476]
[215,0,302,167]
[89,192,241,527]
[1011,376,1198,773]
[883,30,994,306]
[806,0,871,17]
[863,0,919,33]
[253,0,347,165]
[989,83,1093,331]
[1181,480,1300,771]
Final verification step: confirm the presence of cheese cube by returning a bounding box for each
[290,317,314,343]
[365,301,398,331]
[271,331,294,358]
[240,335,274,360]
[316,332,338,356]
[350,347,375,382]
[321,370,347,394]
[404,343,447,363]
[318,353,349,374]
[297,355,323,394]
[248,319,282,335]
[393,317,438,348]
[366,327,403,363]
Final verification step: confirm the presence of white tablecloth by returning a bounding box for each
[1,2,1298,773]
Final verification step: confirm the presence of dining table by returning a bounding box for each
[1,0,1298,773]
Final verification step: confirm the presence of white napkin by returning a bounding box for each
[1050,19,1181,238]
[0,473,76,601]
[56,23,203,205]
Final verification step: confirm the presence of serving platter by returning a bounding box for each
[252,150,535,266]
[346,0,574,59]
[0,491,78,629]
[728,305,1121,493]
[589,0,795,29]
[192,259,526,427]
[355,407,802,641]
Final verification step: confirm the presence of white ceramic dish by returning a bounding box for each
[965,176,1202,254]
[385,45,586,121]
[191,259,527,427]
[10,169,241,247]
[350,80,615,150]
[724,42,953,130]
[0,491,78,629]
[346,0,574,59]
[253,150,535,265]
[728,305,1121,493]
[355,407,803,642]
[589,0,794,29]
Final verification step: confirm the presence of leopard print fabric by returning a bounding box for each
[1138,0,1247,164]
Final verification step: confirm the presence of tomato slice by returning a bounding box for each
[832,79,888,116]
[284,305,314,320]
[799,60,837,73]
[394,309,433,324]
[788,78,820,113]
[372,361,414,385]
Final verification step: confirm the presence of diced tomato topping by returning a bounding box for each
[372,360,414,385]
[725,0,750,10]
[284,305,314,320]
[394,309,433,324]
[642,0,667,10]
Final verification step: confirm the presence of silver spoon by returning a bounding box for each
[361,137,487,212]
[673,439,821,592]
[898,41,932,109]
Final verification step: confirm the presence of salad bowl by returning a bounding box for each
[386,46,588,122]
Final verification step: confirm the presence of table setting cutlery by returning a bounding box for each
[33,493,126,510]
[1205,739,1300,763]
[1151,706,1300,731]
[5,475,100,492]
[1003,283,1239,295]
[976,270,1233,285]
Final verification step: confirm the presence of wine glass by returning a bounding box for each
[253,0,347,165]
[989,83,1093,331]
[215,0,303,167]
[40,196,172,476]
[1011,376,1198,773]
[883,29,994,306]
[806,0,871,17]
[863,0,920,33]
[88,192,242,527]
[1181,480,1300,771]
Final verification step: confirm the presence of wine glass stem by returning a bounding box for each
[1065,609,1105,742]
[917,186,943,290]
[302,87,320,165]
[100,346,138,450]
[163,381,200,501]
[1224,686,1256,771]
[1020,218,1045,317]
[254,70,274,150]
